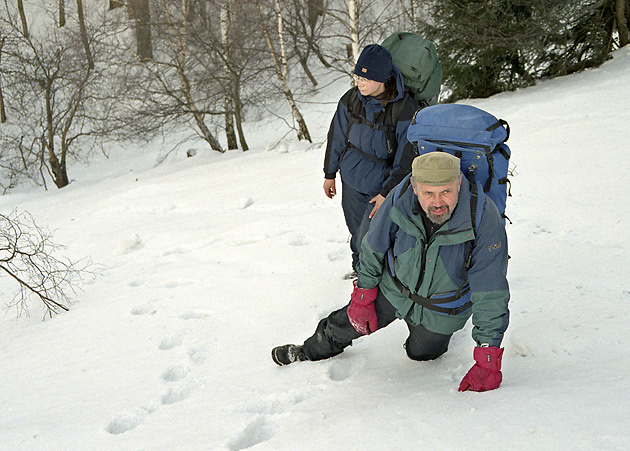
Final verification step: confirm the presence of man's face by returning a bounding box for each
[412,176,462,225]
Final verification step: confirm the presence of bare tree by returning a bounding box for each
[0,210,91,319]
[1,25,88,188]
[281,0,329,87]
[616,0,629,47]
[0,2,133,189]
[151,0,224,152]
[196,0,254,151]
[255,0,311,142]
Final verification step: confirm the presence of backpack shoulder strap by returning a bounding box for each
[393,173,412,203]
[343,89,409,167]
[383,92,413,164]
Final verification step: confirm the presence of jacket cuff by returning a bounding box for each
[324,173,337,180]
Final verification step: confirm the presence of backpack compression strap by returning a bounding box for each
[385,254,472,316]
[343,89,408,166]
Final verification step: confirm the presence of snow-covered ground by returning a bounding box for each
[1,47,629,451]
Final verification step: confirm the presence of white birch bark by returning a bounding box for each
[348,0,360,62]
[221,0,238,149]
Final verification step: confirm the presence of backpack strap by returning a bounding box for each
[486,119,510,142]
[385,252,472,316]
[392,173,412,203]
[343,89,409,167]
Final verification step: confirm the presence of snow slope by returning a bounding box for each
[0,48,629,450]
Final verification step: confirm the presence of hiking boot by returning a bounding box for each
[271,344,308,366]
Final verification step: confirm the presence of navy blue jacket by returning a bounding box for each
[323,65,417,197]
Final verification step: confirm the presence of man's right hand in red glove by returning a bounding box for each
[458,346,504,392]
[347,281,378,335]
[348,280,378,335]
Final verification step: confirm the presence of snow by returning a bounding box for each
[1,47,629,451]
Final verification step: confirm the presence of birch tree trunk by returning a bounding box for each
[233,77,249,151]
[76,0,94,69]
[348,0,360,62]
[17,0,29,38]
[59,0,66,27]
[221,1,238,150]
[0,37,6,123]
[255,0,312,142]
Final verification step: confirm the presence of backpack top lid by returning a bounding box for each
[407,103,511,222]
[408,104,508,151]
[381,32,442,107]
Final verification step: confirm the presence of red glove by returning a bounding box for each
[459,346,504,392]
[347,281,378,335]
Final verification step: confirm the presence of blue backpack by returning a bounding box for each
[406,103,511,224]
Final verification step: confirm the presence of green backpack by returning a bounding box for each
[381,32,442,108]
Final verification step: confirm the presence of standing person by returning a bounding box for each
[273,153,510,392]
[323,44,417,279]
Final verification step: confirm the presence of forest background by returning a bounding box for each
[0,0,629,193]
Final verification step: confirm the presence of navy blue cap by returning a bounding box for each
[353,44,393,83]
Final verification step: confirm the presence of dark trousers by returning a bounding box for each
[303,291,452,362]
[341,181,373,273]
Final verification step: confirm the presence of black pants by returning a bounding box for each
[303,291,452,362]
[341,180,373,273]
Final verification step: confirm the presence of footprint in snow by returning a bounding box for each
[236,387,320,415]
[227,415,278,451]
[161,365,190,383]
[118,234,144,255]
[188,346,213,364]
[327,359,356,382]
[105,406,154,435]
[327,248,347,262]
[159,333,185,350]
[130,303,157,315]
[179,310,211,320]
[161,381,198,405]
[288,234,311,246]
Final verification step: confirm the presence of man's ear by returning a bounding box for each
[410,178,417,194]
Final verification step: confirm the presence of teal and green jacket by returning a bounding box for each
[358,178,510,346]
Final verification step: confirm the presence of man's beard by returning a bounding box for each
[427,206,453,225]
